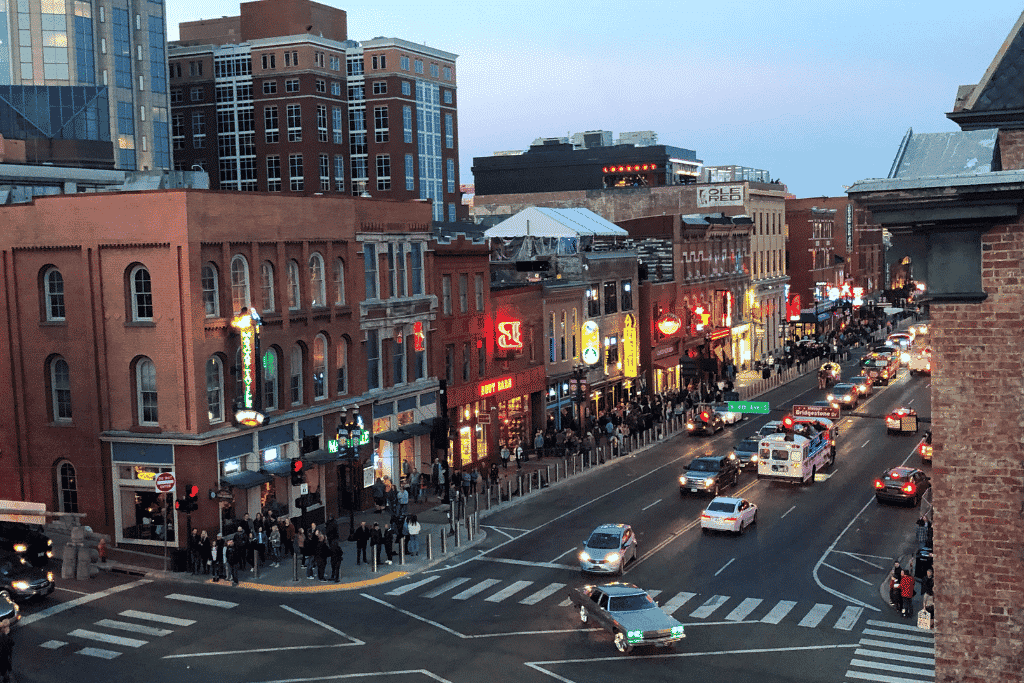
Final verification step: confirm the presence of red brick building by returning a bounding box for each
[0,189,437,547]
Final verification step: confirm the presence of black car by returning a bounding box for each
[730,437,760,471]
[686,409,725,436]
[0,551,55,601]
[679,455,740,496]
[0,590,18,625]
[874,467,931,507]
[0,521,53,568]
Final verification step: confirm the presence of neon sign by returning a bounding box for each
[479,376,514,397]
[496,320,523,350]
[231,310,265,427]
[581,321,600,365]
[692,306,711,331]
[623,314,638,378]
[413,321,425,352]
[656,313,682,336]
[709,328,731,341]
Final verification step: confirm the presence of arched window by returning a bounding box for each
[287,260,301,310]
[206,356,224,424]
[260,261,276,313]
[57,460,79,514]
[333,258,345,305]
[312,334,327,399]
[230,254,250,314]
[44,267,66,321]
[136,357,158,425]
[201,264,220,317]
[309,253,326,307]
[289,345,303,404]
[336,338,348,394]
[130,265,153,321]
[262,348,279,411]
[50,356,72,420]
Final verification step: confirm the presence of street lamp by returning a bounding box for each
[570,365,588,436]
[339,407,362,536]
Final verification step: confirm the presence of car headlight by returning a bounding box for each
[686,422,695,429]
[605,552,621,563]
[12,544,27,553]
[703,477,715,487]
[826,395,835,401]
[11,581,29,591]
[750,454,759,462]
[679,475,687,485]
[46,572,54,582]
[843,394,851,401]
[671,625,685,636]
[579,551,591,562]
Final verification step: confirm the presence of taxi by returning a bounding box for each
[886,407,919,434]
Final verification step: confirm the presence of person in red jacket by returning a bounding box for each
[899,563,916,618]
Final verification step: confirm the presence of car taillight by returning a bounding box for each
[902,483,916,494]
[700,513,711,520]
[874,480,884,489]
[723,517,737,522]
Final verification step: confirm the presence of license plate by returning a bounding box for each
[690,488,698,492]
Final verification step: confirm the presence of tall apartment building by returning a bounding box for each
[0,0,171,170]
[167,0,463,222]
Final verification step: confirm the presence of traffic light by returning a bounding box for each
[174,498,184,511]
[184,485,199,512]
[291,458,305,485]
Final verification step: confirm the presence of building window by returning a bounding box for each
[330,56,340,71]
[603,281,618,314]
[376,154,391,191]
[363,243,378,299]
[50,356,72,421]
[414,328,427,380]
[171,90,183,104]
[230,255,250,314]
[284,50,298,66]
[319,153,330,190]
[410,243,423,296]
[373,81,386,94]
[442,274,451,315]
[287,260,301,309]
[260,261,276,312]
[130,265,153,321]
[336,339,348,394]
[201,264,219,317]
[414,59,423,74]
[458,273,468,313]
[447,158,455,193]
[289,345,303,404]
[285,78,299,92]
[448,203,456,222]
[560,311,567,361]
[264,106,279,143]
[331,80,341,95]
[367,329,381,390]
[548,313,556,362]
[333,259,345,305]
[190,86,202,102]
[43,267,66,322]
[445,113,453,148]
[206,356,224,424]
[445,343,454,384]
[430,63,439,78]
[309,253,326,307]
[462,342,470,381]
[317,105,328,142]
[261,53,275,70]
[402,81,411,96]
[312,335,326,400]
[334,154,345,192]
[347,54,364,76]
[372,54,386,69]
[171,113,185,150]
[402,105,412,144]
[390,243,406,298]
[263,80,277,95]
[289,154,303,190]
[444,67,452,81]
[192,111,205,148]
[405,154,415,191]
[136,357,158,425]
[400,56,410,71]
[572,308,578,359]
[621,280,633,310]
[262,348,278,411]
[332,107,343,143]
[316,78,326,93]
[286,104,301,142]
[587,287,600,317]
[474,274,484,312]
[374,106,389,142]
[393,330,405,385]
[266,155,281,192]
[57,461,78,514]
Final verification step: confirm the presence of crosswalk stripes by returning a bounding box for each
[381,576,868,630]
[845,619,934,683]
[94,619,173,637]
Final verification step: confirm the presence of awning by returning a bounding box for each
[221,470,273,489]
[420,417,441,429]
[375,430,413,443]
[652,358,677,371]
[262,460,293,477]
[304,448,346,464]
[398,423,432,437]
[884,307,904,315]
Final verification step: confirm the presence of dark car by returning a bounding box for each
[826,383,859,410]
[0,551,55,601]
[874,467,931,507]
[0,521,53,568]
[686,409,724,436]
[679,455,740,496]
[730,437,761,471]
[0,590,19,625]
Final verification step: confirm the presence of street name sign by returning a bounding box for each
[727,401,770,414]
[791,404,841,419]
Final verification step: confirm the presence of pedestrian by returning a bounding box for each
[382,522,395,565]
[397,486,409,517]
[372,477,386,514]
[304,525,318,579]
[922,567,935,616]
[281,518,295,557]
[489,462,500,488]
[516,440,525,469]
[406,515,421,555]
[461,470,471,499]
[198,529,212,574]
[212,533,226,581]
[226,538,241,586]
[533,430,544,460]
[889,562,903,608]
[232,525,248,569]
[188,527,201,575]
[470,469,479,495]
[268,524,281,567]
[900,562,916,618]
[329,535,343,581]
[353,521,370,565]
[315,530,330,581]
[500,443,510,469]
[294,527,306,568]
[0,617,14,683]
[370,522,383,565]
[254,522,268,569]
[409,468,421,503]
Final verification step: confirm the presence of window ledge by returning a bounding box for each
[126,321,156,328]
[129,425,162,434]
[40,320,68,327]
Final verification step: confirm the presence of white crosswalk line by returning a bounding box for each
[452,579,501,600]
[76,647,121,659]
[798,603,833,628]
[423,578,471,598]
[725,597,762,621]
[94,619,172,637]
[520,582,566,605]
[689,595,730,619]
[40,641,66,649]
[119,610,195,626]
[835,605,864,630]
[485,580,533,603]
[862,628,935,644]
[661,592,696,616]
[165,593,237,609]
[386,575,440,596]
[865,619,933,633]
[845,670,934,683]
[854,648,935,667]
[859,638,934,655]
[68,629,148,648]
[558,597,573,607]
[760,600,797,624]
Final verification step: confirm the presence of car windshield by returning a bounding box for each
[736,439,759,452]
[586,532,620,549]
[609,594,656,611]
[688,459,717,472]
[863,359,888,368]
[707,501,737,513]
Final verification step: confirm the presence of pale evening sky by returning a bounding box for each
[166,0,1024,199]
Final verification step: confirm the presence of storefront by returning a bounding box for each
[110,442,177,546]
[730,322,752,370]
[651,339,681,394]
[372,391,437,482]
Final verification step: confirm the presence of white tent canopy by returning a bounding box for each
[483,207,629,238]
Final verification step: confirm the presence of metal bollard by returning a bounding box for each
[465,514,472,541]
[546,465,552,486]
[486,487,491,510]
[440,528,447,554]
[371,547,378,573]
[571,456,576,476]
[253,549,259,580]
[454,522,461,547]
[527,473,533,495]
[293,550,299,582]
[506,480,512,502]
[427,533,434,560]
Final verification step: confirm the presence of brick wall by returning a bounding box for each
[999,130,1024,170]
[931,223,1024,682]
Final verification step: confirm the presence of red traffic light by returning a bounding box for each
[292,459,304,474]
[174,499,182,510]
[782,415,795,430]
[187,484,199,498]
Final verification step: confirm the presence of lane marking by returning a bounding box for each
[361,593,466,638]
[519,582,566,606]
[246,670,456,683]
[713,558,735,576]
[690,595,730,619]
[865,618,934,632]
[862,440,870,448]
[485,580,533,603]
[834,550,891,567]
[780,505,797,519]
[76,647,121,659]
[385,575,440,596]
[725,597,762,621]
[853,648,935,666]
[850,657,934,676]
[548,547,577,563]
[859,638,934,655]
[68,629,148,648]
[475,556,577,571]
[661,591,696,616]
[280,605,363,642]
[119,610,196,626]
[845,668,933,683]
[482,526,515,540]
[94,619,173,637]
[760,600,796,624]
[820,562,874,586]
[862,628,935,644]
[798,603,832,628]
[18,579,152,626]
[164,643,363,659]
[834,605,865,630]
[40,640,66,649]
[642,498,662,511]
[451,579,501,600]
[165,593,237,609]
[645,590,662,601]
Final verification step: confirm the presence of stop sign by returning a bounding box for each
[155,472,176,493]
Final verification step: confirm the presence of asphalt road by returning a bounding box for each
[10,357,936,683]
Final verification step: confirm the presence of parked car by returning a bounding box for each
[568,582,686,654]
[700,497,758,535]
[0,521,53,568]
[679,455,740,496]
[874,467,931,507]
[0,551,54,601]
[886,407,919,434]
[730,437,761,471]
[686,409,725,436]
[579,524,639,576]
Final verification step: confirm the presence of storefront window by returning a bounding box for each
[115,465,175,543]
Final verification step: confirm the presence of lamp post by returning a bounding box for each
[571,365,588,437]
[340,407,362,537]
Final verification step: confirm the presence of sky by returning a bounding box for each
[166,0,1024,199]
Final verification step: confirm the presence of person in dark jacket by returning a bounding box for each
[889,562,903,608]
[353,521,370,565]
[315,530,331,581]
[329,536,343,581]
[370,522,383,565]
[381,522,395,565]
[303,527,319,579]
[226,538,240,586]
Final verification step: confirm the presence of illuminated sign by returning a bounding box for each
[496,320,523,350]
[709,327,731,341]
[656,313,682,336]
[581,321,600,365]
[623,314,638,378]
[787,294,803,321]
[479,376,514,397]
[828,287,840,301]
[601,164,658,173]
[231,310,265,427]
[413,321,425,352]
[692,306,711,332]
